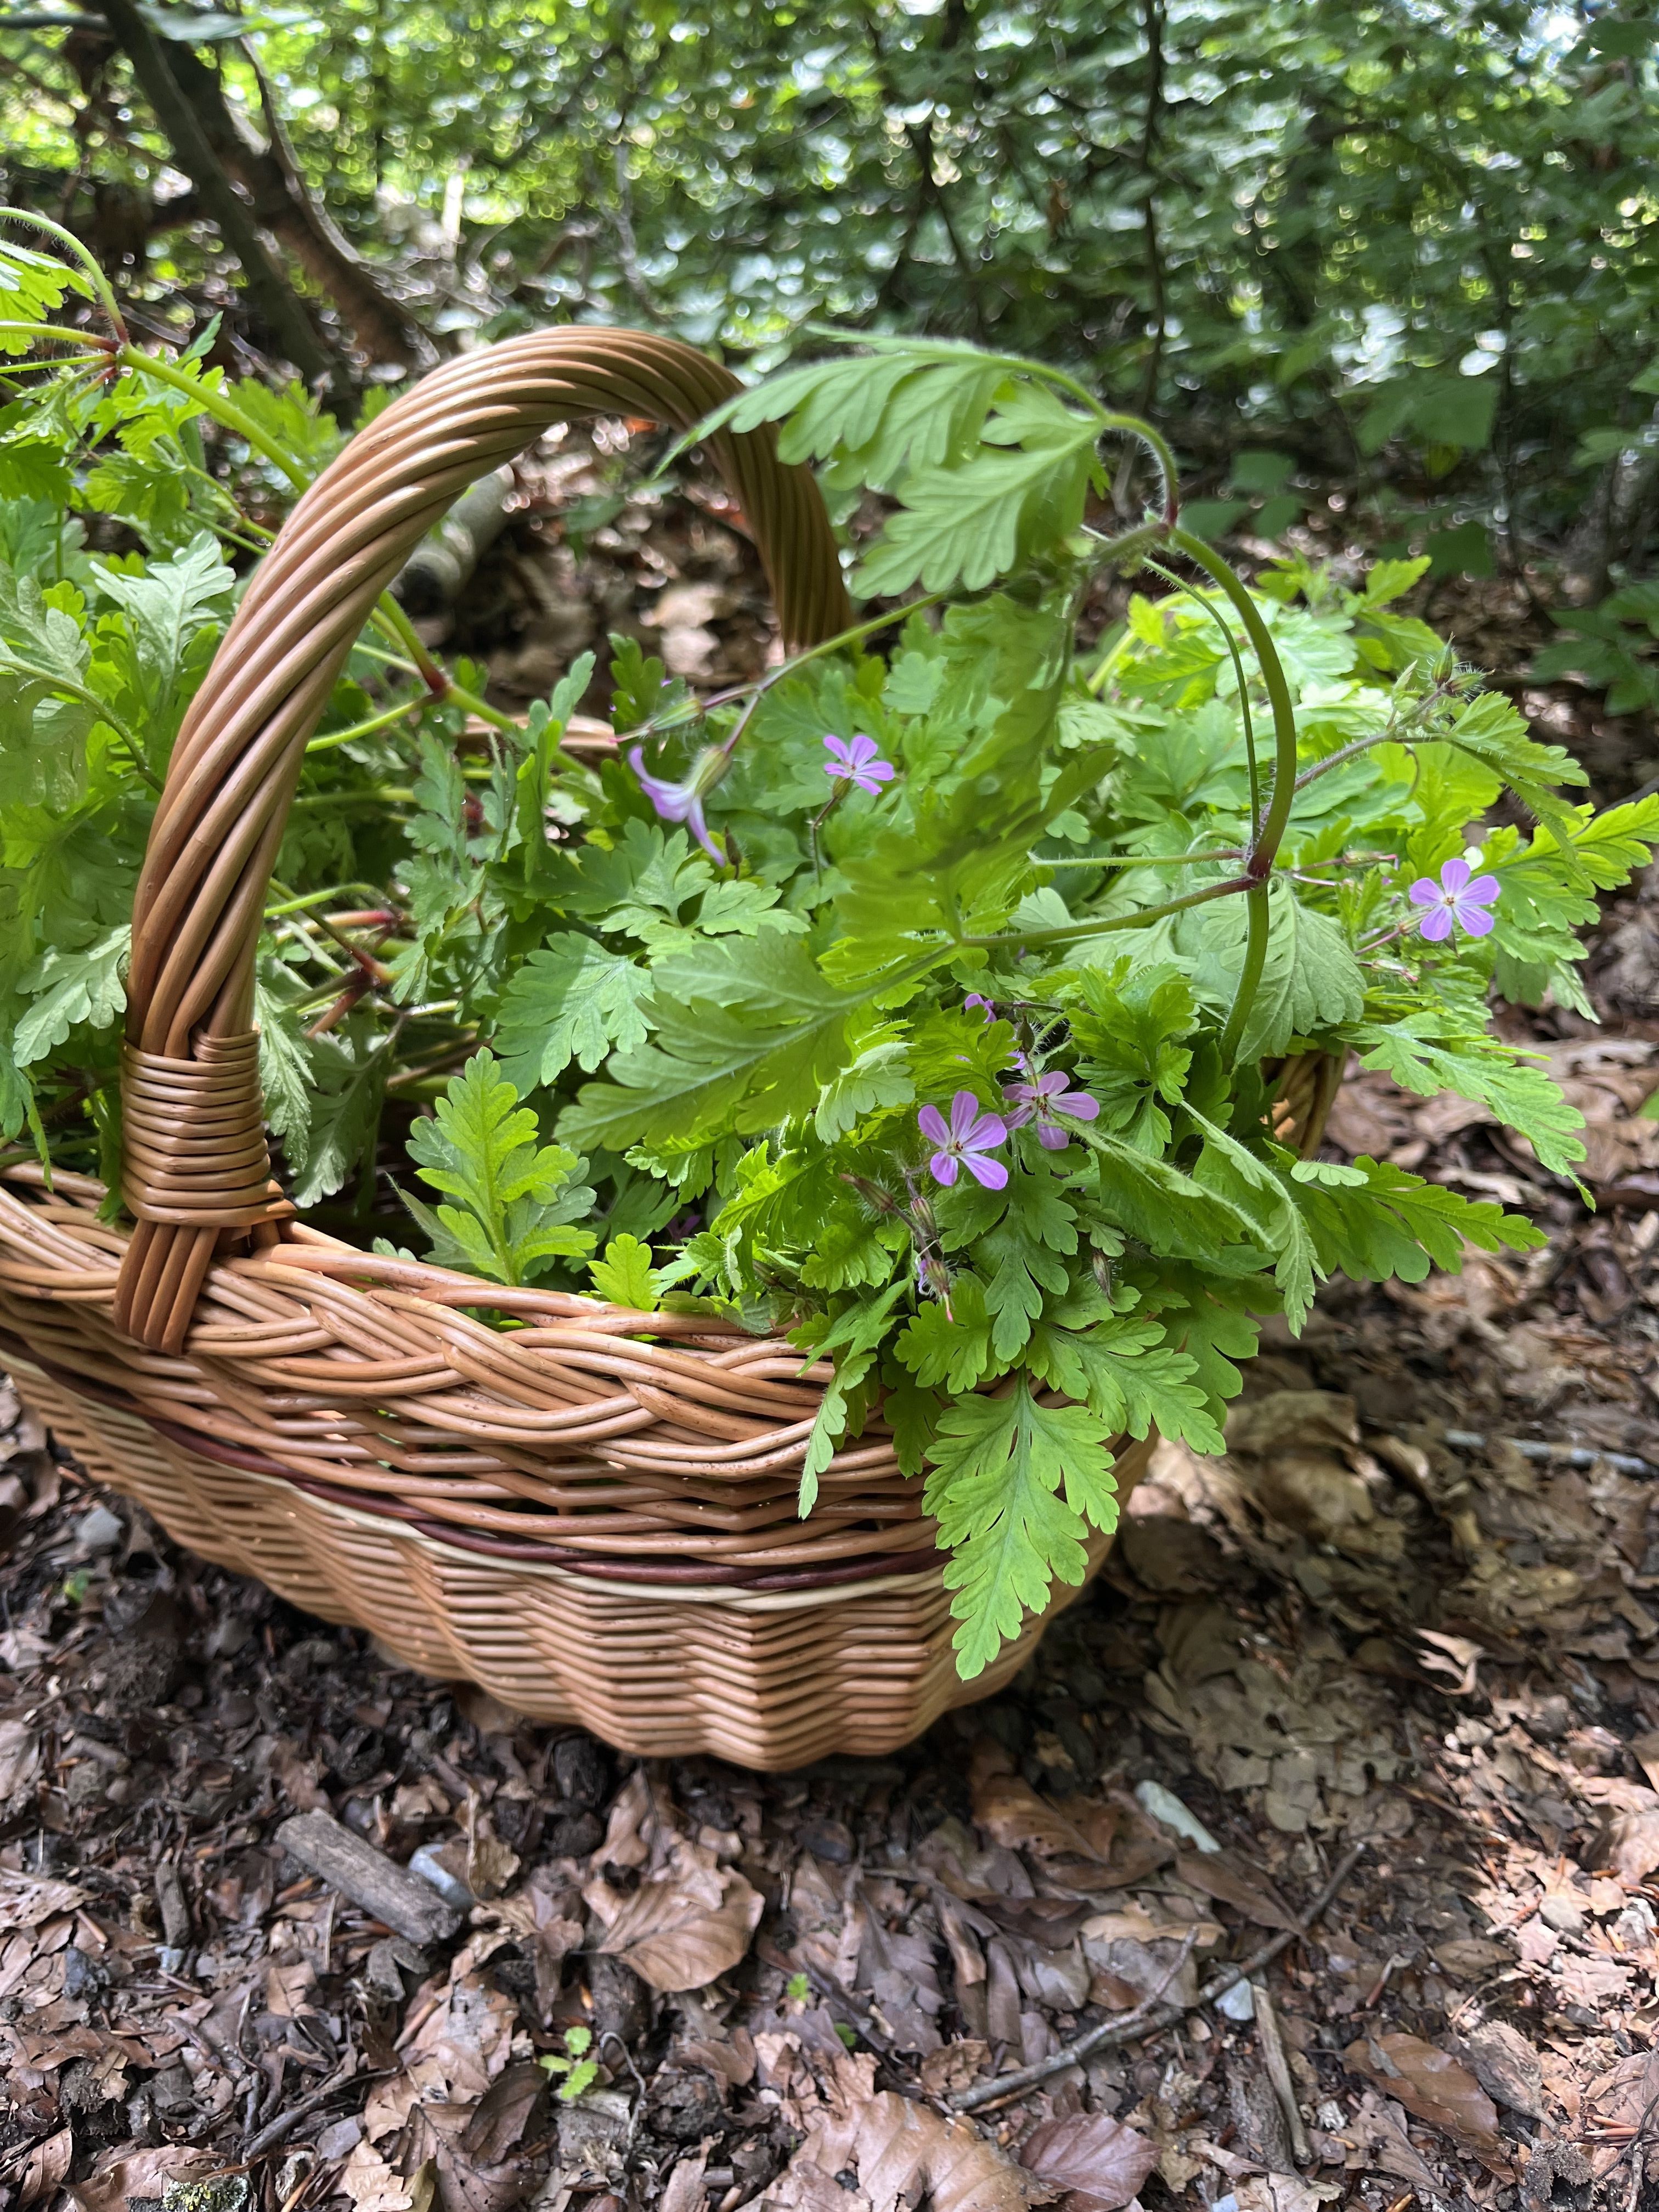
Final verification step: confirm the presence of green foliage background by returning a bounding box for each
[7,1,1659,574]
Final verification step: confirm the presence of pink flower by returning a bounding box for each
[1003,1069,1101,1152]
[963,994,996,1022]
[823,732,896,797]
[918,1091,1009,1190]
[1408,856,1499,942]
[628,744,725,864]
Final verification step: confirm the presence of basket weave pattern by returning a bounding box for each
[0,1165,1153,1764]
[0,330,1336,1767]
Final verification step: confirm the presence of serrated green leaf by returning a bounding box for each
[1355,1018,1585,1181]
[895,1276,993,1393]
[924,1377,1117,1679]
[495,935,650,1092]
[14,925,128,1063]
[585,1232,662,1310]
[559,935,876,1154]
[255,974,314,1165]
[1289,1153,1545,1280]
[408,1049,595,1286]
[1025,1305,1223,1453]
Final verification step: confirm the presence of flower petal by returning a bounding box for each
[1439,856,1472,895]
[1453,902,1496,938]
[1407,878,1441,908]
[963,1152,1009,1190]
[1462,874,1500,905]
[962,1112,1008,1153]
[1035,1124,1070,1151]
[685,798,724,866]
[1059,1090,1101,1122]
[629,746,691,821]
[847,733,879,767]
[929,1152,960,1187]
[1417,905,1455,941]
[949,1090,984,1140]
[917,1104,950,1146]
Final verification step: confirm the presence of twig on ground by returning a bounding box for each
[949,1842,1365,2113]
[243,2070,388,2159]
[1252,1978,1312,2164]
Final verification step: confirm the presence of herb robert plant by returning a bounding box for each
[3,224,1652,1676]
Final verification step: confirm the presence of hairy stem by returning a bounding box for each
[0,208,128,341]
[1167,529,1297,871]
[1218,877,1271,1066]
[963,872,1252,953]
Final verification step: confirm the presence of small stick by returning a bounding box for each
[1251,1978,1311,2165]
[950,1843,1364,2114]
[242,2071,390,2159]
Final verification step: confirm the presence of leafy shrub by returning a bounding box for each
[4,227,1651,1677]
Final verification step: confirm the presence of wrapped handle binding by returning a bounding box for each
[112,329,853,1352]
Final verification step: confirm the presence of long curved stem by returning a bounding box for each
[1143,554,1260,836]
[963,873,1252,953]
[1168,529,1297,873]
[306,692,428,754]
[1,209,128,342]
[1217,878,1271,1068]
[116,342,307,489]
[1164,531,1302,1066]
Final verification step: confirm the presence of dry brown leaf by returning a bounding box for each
[1017,2111,1158,2210]
[18,2125,72,2210]
[407,2098,537,2212]
[761,2071,1038,2211]
[918,2040,991,2097]
[597,1842,763,1993]
[1225,1391,1360,1456]
[0,1870,86,1933]
[1455,2022,1543,2119]
[970,1742,1101,1861]
[595,1768,654,1872]
[1234,2179,1344,2212]
[1629,1730,1659,1793]
[1173,1850,1297,1932]
[404,1968,517,2102]
[1345,2091,1442,2191]
[1413,1630,1483,1697]
[71,2147,216,2212]
[1584,2049,1659,2137]
[1430,1937,1509,1980]
[461,2061,549,2163]
[658,2151,710,2212]
[677,2027,757,2087]
[0,1719,40,1804]
[1344,2033,1514,2177]
[340,2141,428,2212]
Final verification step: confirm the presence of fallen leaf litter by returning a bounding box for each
[8,770,1659,2208]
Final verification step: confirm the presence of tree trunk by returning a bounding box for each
[97,0,355,409]
[95,0,431,396]
[170,35,434,371]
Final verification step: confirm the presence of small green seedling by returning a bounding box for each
[538,2022,599,2102]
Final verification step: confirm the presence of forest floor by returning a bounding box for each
[4,455,1659,2212]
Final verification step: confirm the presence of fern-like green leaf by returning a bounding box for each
[924,1377,1118,1678]
[407,1049,595,1286]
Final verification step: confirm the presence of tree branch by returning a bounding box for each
[144,25,429,373]
[95,0,353,405]
[950,1842,1365,2114]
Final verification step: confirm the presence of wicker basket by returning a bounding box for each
[0,330,1336,1769]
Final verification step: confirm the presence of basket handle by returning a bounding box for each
[112,329,853,1352]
